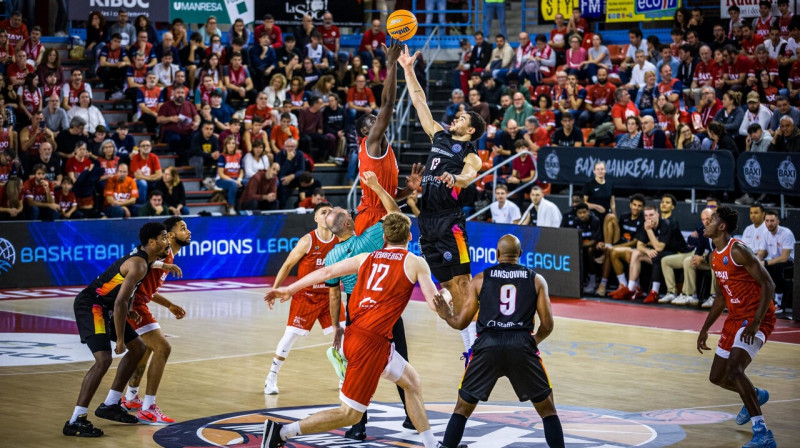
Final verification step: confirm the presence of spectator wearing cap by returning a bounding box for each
[768,115,800,152]
[740,91,774,136]
[745,123,773,153]
[768,96,800,134]
[55,116,88,159]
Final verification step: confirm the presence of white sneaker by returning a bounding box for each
[671,294,690,305]
[109,90,125,100]
[687,296,700,306]
[659,292,678,304]
[583,281,597,294]
[701,296,715,308]
[264,373,279,395]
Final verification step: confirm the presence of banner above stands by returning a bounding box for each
[256,0,365,27]
[537,146,736,191]
[737,152,800,196]
[169,0,255,25]
[720,0,794,19]
[69,0,170,21]
[606,0,680,23]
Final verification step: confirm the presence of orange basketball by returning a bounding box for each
[386,10,418,41]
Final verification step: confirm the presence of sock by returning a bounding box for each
[358,410,368,426]
[460,328,471,352]
[627,280,636,290]
[125,386,139,401]
[467,321,477,346]
[70,406,89,424]
[600,278,608,286]
[269,358,284,376]
[651,282,661,294]
[543,415,565,448]
[588,274,596,284]
[751,415,766,429]
[143,395,156,410]
[103,389,122,406]
[442,413,468,448]
[419,429,437,448]
[617,274,627,286]
[280,421,302,441]
[775,293,783,307]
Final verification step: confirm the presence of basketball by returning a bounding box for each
[386,10,418,41]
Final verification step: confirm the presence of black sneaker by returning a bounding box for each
[261,419,284,448]
[95,402,139,424]
[344,422,366,440]
[402,416,416,430]
[63,414,103,437]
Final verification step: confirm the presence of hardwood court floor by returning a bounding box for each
[1,280,799,447]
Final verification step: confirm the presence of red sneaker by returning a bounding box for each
[137,405,175,425]
[633,286,645,300]
[609,286,630,299]
[121,395,142,411]
[643,290,659,304]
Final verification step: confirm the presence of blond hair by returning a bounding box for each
[165,166,181,187]
[383,212,411,245]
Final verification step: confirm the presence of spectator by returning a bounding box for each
[298,56,322,90]
[218,118,242,148]
[153,166,187,216]
[706,121,739,153]
[263,73,288,109]
[747,123,774,154]
[297,187,326,209]
[171,18,188,48]
[768,96,800,133]
[199,53,225,93]
[617,116,642,149]
[492,118,522,169]
[624,50,657,92]
[580,67,615,128]
[7,50,33,89]
[66,91,104,135]
[22,163,58,221]
[695,86,722,134]
[277,36,303,79]
[250,32,278,93]
[684,30,702,57]
[86,123,108,158]
[216,135,243,215]
[103,162,138,218]
[158,84,200,165]
[64,142,102,214]
[179,33,204,89]
[347,74,377,124]
[138,190,168,217]
[153,53,180,88]
[20,111,56,157]
[123,51,148,112]
[714,90,745,136]
[207,92,233,133]
[296,171,322,204]
[85,11,106,58]
[244,115,269,155]
[255,14,283,50]
[240,162,279,211]
[756,210,796,313]
[659,207,714,305]
[635,71,658,118]
[487,34,514,77]
[581,34,611,84]
[275,138,305,208]
[54,117,87,159]
[293,14,316,51]
[42,95,68,135]
[37,49,63,89]
[311,75,336,106]
[443,88,465,125]
[110,123,134,163]
[489,184,521,224]
[506,139,535,187]
[719,45,749,93]
[128,30,156,67]
[656,45,680,84]
[0,30,14,76]
[224,52,255,106]
[522,115,550,155]
[611,88,638,136]
[61,69,92,112]
[619,28,648,84]
[135,73,162,135]
[17,73,42,128]
[199,16,222,45]
[358,19,387,68]
[710,23,735,54]
[564,35,587,79]
[557,73,585,120]
[740,23,765,57]
[530,34,557,82]
[318,12,346,62]
[676,44,697,95]
[533,94,556,134]
[305,31,331,72]
[675,123,702,150]
[96,139,120,187]
[639,115,668,149]
[129,140,162,204]
[195,73,221,108]
[519,185,561,227]
[270,112,299,156]
[153,31,180,64]
[551,113,583,147]
[501,92,533,130]
[748,45,782,89]
[323,94,346,159]
[298,96,332,162]
[739,91,773,136]
[55,176,80,220]
[226,17,250,49]
[686,45,715,107]
[469,31,493,76]
[0,112,15,154]
[243,140,271,182]
[108,10,136,47]
[188,121,220,178]
[22,141,60,185]
[0,11,28,49]
[97,34,130,99]
[768,115,800,152]
[754,69,782,110]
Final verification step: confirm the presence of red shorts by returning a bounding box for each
[339,326,407,412]
[287,291,345,335]
[126,301,159,335]
[354,209,384,236]
[717,317,774,358]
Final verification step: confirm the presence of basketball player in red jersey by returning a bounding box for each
[263,201,345,395]
[354,38,421,235]
[698,206,776,448]
[121,216,189,425]
[262,213,444,448]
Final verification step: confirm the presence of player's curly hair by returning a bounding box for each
[716,206,738,234]
[465,110,486,142]
[384,212,411,245]
[139,222,166,247]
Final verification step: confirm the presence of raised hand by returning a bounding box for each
[384,38,402,65]
[405,163,424,191]
[397,45,419,70]
[361,170,380,191]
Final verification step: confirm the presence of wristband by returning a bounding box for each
[153,261,164,269]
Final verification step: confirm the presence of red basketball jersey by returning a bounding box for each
[296,229,338,300]
[357,137,398,215]
[348,248,414,339]
[711,238,776,326]
[134,246,175,305]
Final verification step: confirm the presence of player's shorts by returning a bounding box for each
[354,208,385,236]
[74,293,139,353]
[716,318,771,360]
[340,325,408,413]
[127,300,160,335]
[287,291,346,336]
[459,331,552,404]
[418,208,471,283]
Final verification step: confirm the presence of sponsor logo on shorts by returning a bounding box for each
[154,401,734,447]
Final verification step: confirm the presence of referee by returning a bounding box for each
[433,235,565,448]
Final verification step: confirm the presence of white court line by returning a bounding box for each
[0,341,331,376]
[679,398,800,410]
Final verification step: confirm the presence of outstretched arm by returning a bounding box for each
[362,170,400,214]
[398,45,444,140]
[394,162,424,201]
[265,252,370,302]
[265,234,312,308]
[366,40,402,156]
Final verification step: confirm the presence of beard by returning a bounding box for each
[173,236,191,247]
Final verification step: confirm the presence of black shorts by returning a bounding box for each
[418,209,471,283]
[74,293,139,353]
[459,331,552,404]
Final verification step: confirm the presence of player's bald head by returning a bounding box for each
[497,235,521,259]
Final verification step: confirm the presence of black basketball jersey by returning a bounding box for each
[618,212,644,243]
[82,249,150,306]
[476,263,539,334]
[419,130,477,212]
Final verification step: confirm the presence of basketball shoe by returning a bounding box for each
[95,401,138,423]
[63,414,103,437]
[736,388,770,425]
[264,372,279,395]
[742,420,776,448]
[121,395,143,411]
[137,405,176,425]
[261,419,285,448]
[327,347,347,381]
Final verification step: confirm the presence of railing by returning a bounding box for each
[466,150,538,221]
[366,0,478,31]
[347,177,361,212]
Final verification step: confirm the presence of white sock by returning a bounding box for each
[460,329,471,352]
[751,415,766,428]
[269,358,284,376]
[125,386,139,401]
[467,321,477,346]
[419,429,437,448]
[627,280,636,290]
[70,406,88,424]
[103,389,122,406]
[280,421,301,440]
[617,274,627,285]
[600,278,608,286]
[651,282,660,293]
[143,395,156,410]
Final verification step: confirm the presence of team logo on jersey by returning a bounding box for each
[544,152,560,179]
[742,157,762,188]
[153,401,732,447]
[443,251,453,262]
[451,143,462,153]
[0,238,15,276]
[702,156,721,186]
[777,157,796,190]
[723,256,729,265]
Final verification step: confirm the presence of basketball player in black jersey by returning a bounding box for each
[63,222,171,437]
[398,46,486,346]
[433,235,565,448]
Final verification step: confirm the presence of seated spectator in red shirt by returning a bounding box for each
[0,175,23,220]
[241,161,279,211]
[224,52,256,106]
[548,13,568,60]
[7,49,34,87]
[55,176,81,219]
[579,67,616,128]
[523,116,550,156]
[358,19,386,69]
[244,91,273,131]
[297,186,326,209]
[740,23,765,57]
[104,162,138,218]
[507,140,536,187]
[244,115,269,155]
[693,86,722,133]
[158,84,200,165]
[216,135,244,215]
[23,163,58,221]
[0,29,15,69]
[20,25,44,67]
[0,11,29,49]
[65,141,103,211]
[129,140,162,204]
[97,139,120,188]
[747,44,782,88]
[687,45,715,108]
[534,94,557,134]
[254,14,283,49]
[719,44,750,92]
[611,89,639,136]
[270,112,299,156]
[567,7,589,36]
[347,73,377,122]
